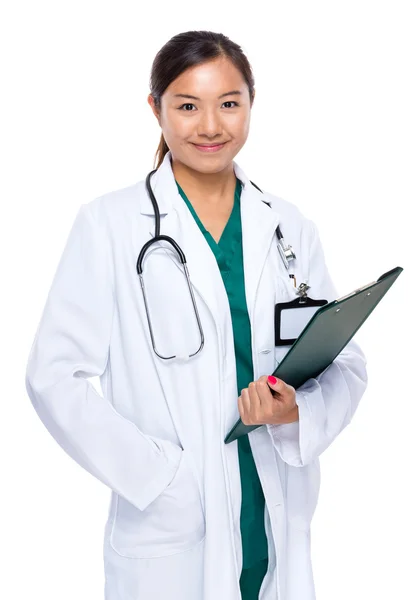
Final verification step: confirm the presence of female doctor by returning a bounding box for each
[25,30,368,600]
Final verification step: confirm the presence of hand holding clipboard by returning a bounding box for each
[225,266,403,444]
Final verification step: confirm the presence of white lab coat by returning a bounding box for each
[25,150,368,600]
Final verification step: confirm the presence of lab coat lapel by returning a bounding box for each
[139,152,225,327]
[234,162,281,325]
[139,151,281,333]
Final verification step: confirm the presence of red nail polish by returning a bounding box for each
[268,376,277,385]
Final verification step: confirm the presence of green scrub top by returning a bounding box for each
[175,177,269,599]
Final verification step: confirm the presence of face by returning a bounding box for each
[148,56,254,175]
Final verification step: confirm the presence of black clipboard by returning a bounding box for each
[225,266,403,444]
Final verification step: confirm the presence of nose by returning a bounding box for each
[196,108,223,138]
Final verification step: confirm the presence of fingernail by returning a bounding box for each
[268,376,277,385]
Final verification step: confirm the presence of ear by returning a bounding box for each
[147,94,161,126]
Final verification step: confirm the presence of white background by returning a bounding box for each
[1,1,417,599]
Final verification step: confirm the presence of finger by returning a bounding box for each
[267,375,287,398]
[240,388,251,425]
[238,394,244,420]
[258,379,284,413]
[247,382,262,424]
[241,387,252,413]
[248,381,261,411]
[267,378,296,413]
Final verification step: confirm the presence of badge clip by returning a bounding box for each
[296,282,311,303]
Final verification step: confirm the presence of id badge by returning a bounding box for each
[275,296,328,346]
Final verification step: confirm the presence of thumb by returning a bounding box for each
[267,375,284,394]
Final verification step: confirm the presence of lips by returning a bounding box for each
[192,142,227,153]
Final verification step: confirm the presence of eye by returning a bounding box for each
[178,103,197,111]
[178,101,239,111]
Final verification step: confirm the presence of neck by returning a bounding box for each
[171,156,237,206]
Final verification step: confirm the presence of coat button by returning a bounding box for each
[259,348,272,354]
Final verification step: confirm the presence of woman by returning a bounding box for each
[25,30,368,600]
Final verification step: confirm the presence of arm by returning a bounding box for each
[266,218,368,467]
[25,202,182,510]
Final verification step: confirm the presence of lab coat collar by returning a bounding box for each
[138,149,282,339]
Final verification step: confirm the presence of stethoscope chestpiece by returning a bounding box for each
[277,237,297,270]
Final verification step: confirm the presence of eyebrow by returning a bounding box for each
[173,90,242,100]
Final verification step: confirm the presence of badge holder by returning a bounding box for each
[275,282,328,346]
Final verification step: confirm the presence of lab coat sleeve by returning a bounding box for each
[25,202,183,511]
[266,218,368,467]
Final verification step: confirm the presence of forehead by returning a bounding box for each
[165,57,246,95]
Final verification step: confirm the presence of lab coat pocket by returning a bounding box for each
[110,448,206,559]
[286,458,321,531]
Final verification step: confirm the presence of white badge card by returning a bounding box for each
[274,297,328,346]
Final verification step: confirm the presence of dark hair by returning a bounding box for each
[149,30,255,170]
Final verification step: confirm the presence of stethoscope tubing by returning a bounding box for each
[136,168,297,360]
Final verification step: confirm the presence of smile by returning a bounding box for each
[192,142,227,153]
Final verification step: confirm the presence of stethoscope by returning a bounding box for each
[136,169,299,360]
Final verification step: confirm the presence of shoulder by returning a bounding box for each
[256,186,317,245]
[261,189,304,219]
[74,180,146,248]
[258,187,338,299]
[84,181,142,225]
